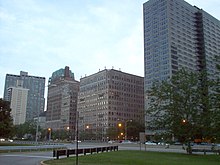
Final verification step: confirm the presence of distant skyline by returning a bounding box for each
[1,0,220,98]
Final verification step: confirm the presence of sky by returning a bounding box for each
[1,0,220,98]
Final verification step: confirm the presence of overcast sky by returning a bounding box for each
[1,0,220,98]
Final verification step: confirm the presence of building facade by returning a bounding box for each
[77,69,144,141]
[46,66,79,137]
[4,71,45,122]
[7,86,29,125]
[143,0,220,135]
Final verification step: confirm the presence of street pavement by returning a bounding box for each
[0,151,53,165]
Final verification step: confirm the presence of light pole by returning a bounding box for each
[67,126,70,141]
[76,111,79,165]
[125,120,132,141]
[35,93,41,144]
[48,128,52,141]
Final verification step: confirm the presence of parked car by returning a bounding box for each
[174,142,182,145]
[145,141,157,145]
[108,140,115,144]
[121,140,133,144]
[158,142,169,146]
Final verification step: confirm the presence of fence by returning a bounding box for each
[53,146,118,159]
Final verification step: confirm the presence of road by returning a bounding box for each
[0,142,185,165]
[0,151,53,165]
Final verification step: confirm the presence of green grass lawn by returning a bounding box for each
[44,150,220,165]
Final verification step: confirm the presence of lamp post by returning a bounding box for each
[125,120,132,141]
[117,119,132,140]
[76,111,79,165]
[67,126,70,141]
[117,122,123,140]
[35,93,41,144]
[48,128,51,141]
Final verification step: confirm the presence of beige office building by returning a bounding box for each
[7,86,29,125]
[78,69,144,141]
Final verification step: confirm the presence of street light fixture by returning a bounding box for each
[67,126,70,141]
[48,128,51,141]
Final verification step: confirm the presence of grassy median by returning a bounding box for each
[44,150,220,165]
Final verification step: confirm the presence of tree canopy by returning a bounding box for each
[146,69,220,143]
[0,99,13,138]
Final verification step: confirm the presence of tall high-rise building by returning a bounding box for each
[4,71,45,121]
[77,69,144,141]
[7,86,29,125]
[46,66,79,136]
[143,0,220,135]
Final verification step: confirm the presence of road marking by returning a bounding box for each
[0,155,53,159]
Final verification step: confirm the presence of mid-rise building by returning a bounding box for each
[4,71,45,122]
[77,69,144,141]
[46,66,79,137]
[143,0,220,135]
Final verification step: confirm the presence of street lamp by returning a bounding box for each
[48,128,51,141]
[125,120,132,140]
[67,126,70,141]
[76,111,79,165]
[118,123,122,127]
[117,119,132,140]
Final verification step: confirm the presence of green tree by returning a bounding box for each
[14,121,36,140]
[127,120,145,141]
[210,55,220,142]
[0,99,13,138]
[146,69,214,152]
[106,127,118,140]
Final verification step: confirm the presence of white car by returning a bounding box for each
[108,140,115,144]
[121,140,133,144]
[145,141,157,145]
[0,138,5,142]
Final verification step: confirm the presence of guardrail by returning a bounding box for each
[191,148,220,155]
[0,145,66,153]
[53,146,118,159]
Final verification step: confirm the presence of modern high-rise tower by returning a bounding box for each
[143,0,220,135]
[4,71,45,122]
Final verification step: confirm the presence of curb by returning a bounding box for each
[40,160,47,165]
